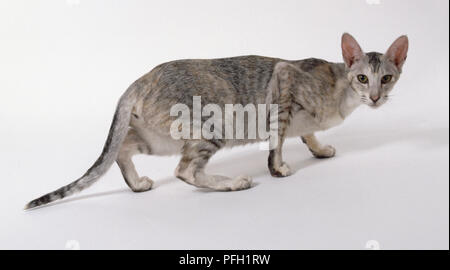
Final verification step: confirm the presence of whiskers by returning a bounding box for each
[383,94,393,103]
[360,93,393,105]
[360,95,368,103]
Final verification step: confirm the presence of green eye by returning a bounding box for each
[381,75,392,84]
[357,74,368,84]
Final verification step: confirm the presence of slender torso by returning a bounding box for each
[130,55,358,155]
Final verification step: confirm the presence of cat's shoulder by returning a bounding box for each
[293,58,331,72]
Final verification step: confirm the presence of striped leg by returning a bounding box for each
[267,63,295,178]
[301,133,336,159]
[267,98,291,177]
[175,139,252,191]
[267,124,292,177]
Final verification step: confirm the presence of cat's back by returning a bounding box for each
[139,55,282,130]
[158,55,280,73]
[157,55,280,90]
[292,58,346,83]
[145,55,281,104]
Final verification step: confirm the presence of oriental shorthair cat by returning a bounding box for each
[26,33,408,209]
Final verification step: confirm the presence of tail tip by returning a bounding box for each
[24,191,62,210]
[24,201,37,211]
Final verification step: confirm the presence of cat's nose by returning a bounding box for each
[370,95,380,103]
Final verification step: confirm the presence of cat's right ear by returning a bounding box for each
[341,33,364,68]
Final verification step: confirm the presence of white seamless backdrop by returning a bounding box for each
[0,0,448,249]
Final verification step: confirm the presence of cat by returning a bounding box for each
[25,33,408,209]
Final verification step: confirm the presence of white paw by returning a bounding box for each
[230,175,253,191]
[312,145,336,159]
[277,162,292,177]
[322,145,336,157]
[135,176,154,192]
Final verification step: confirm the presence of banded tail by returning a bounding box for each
[25,84,142,210]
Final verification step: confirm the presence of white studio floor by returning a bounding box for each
[1,108,448,249]
[0,0,448,250]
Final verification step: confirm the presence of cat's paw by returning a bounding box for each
[131,176,154,192]
[230,175,253,191]
[311,145,336,159]
[270,162,292,178]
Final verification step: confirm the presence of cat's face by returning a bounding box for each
[341,33,409,108]
[347,52,401,108]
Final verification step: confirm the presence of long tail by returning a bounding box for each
[25,83,143,210]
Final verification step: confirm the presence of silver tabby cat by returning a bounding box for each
[26,33,408,209]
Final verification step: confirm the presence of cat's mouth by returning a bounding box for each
[367,99,387,109]
[368,103,382,109]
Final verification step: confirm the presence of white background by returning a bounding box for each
[0,0,448,249]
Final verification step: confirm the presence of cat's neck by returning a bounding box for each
[338,73,362,119]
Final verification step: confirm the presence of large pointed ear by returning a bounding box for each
[341,33,364,68]
[385,35,409,71]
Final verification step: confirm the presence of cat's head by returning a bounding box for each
[341,33,408,108]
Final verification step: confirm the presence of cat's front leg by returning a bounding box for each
[301,133,336,159]
[268,149,292,177]
[266,62,298,178]
[267,112,292,177]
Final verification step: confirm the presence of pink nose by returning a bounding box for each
[370,95,380,103]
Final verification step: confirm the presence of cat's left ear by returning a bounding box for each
[385,35,409,71]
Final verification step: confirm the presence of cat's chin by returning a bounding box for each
[368,103,382,109]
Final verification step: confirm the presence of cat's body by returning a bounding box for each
[25,33,408,209]
[130,56,350,154]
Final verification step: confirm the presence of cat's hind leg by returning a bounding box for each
[301,133,336,159]
[175,140,252,191]
[117,129,154,192]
